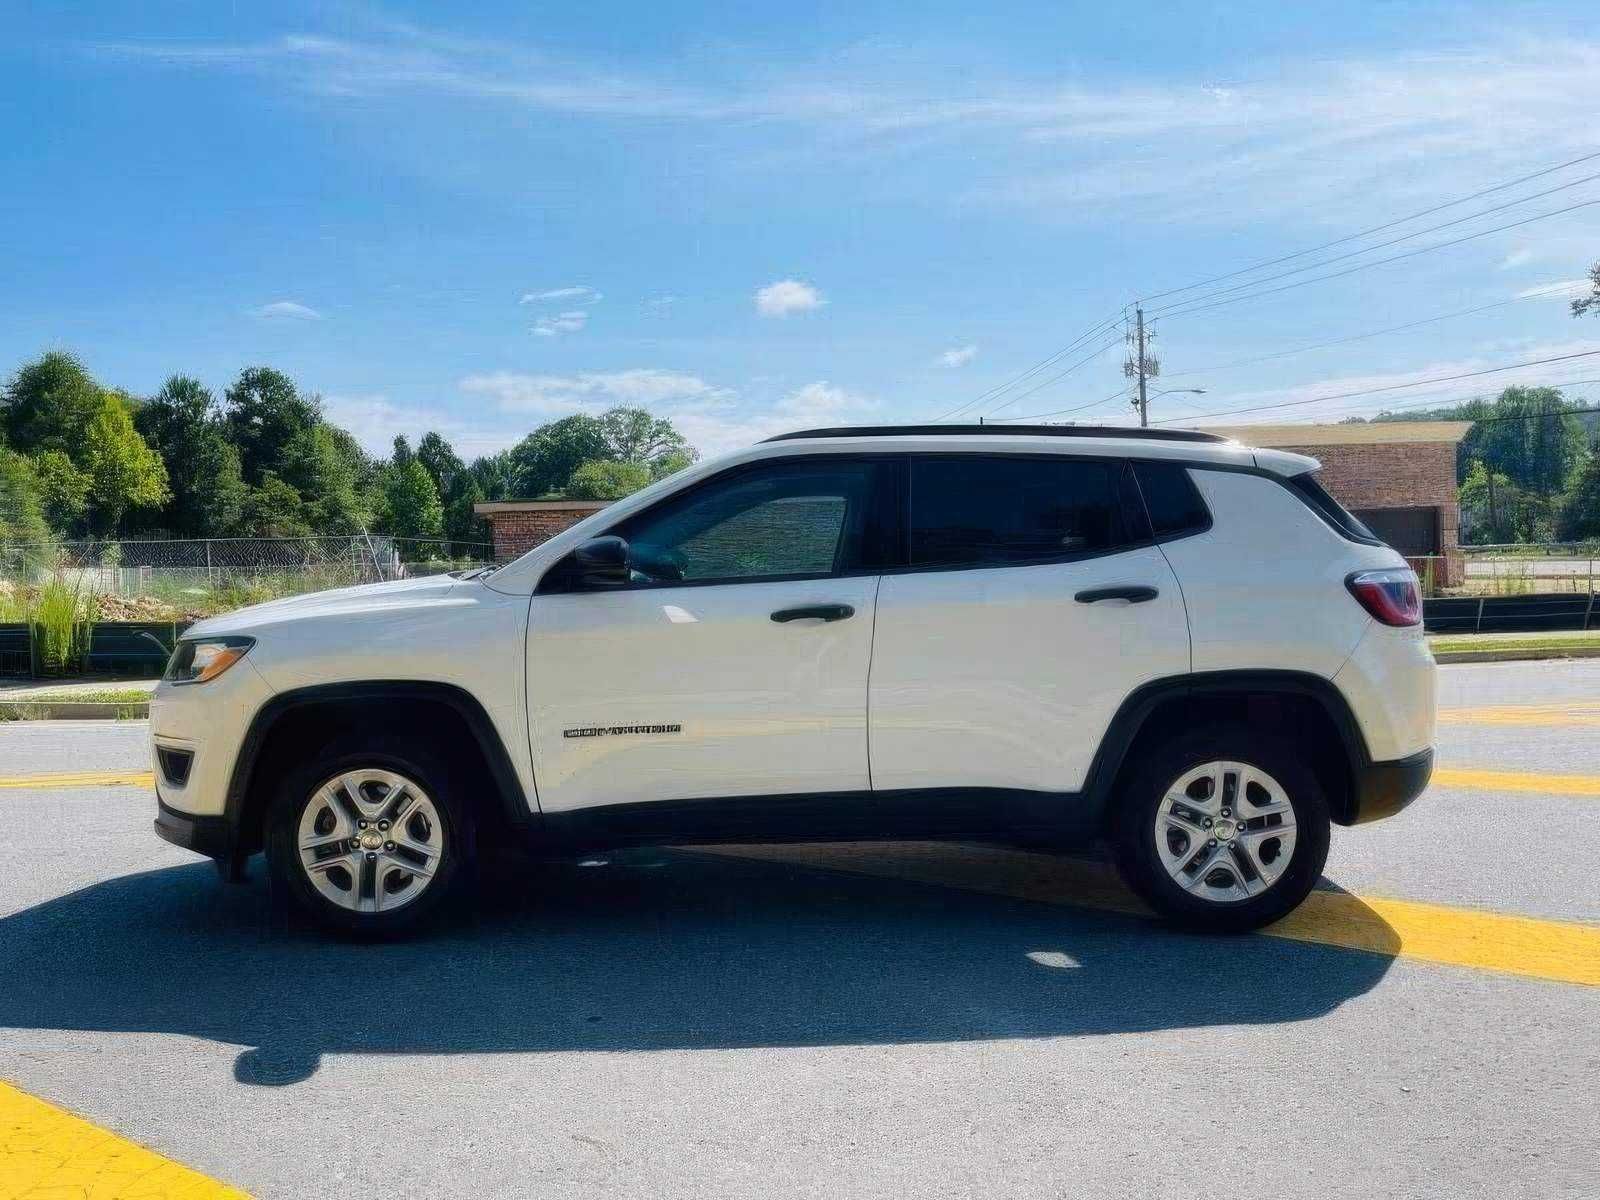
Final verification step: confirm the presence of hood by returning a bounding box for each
[183,574,464,639]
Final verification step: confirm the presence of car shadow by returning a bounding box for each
[0,847,1400,1086]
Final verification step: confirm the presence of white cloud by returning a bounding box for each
[251,300,322,320]
[459,368,726,414]
[1514,279,1590,299]
[520,285,601,305]
[532,310,589,337]
[667,381,876,454]
[936,344,978,368]
[321,393,519,457]
[755,279,824,317]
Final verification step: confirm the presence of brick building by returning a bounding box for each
[1209,422,1472,585]
[474,499,611,562]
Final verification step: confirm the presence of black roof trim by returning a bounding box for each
[762,424,1228,444]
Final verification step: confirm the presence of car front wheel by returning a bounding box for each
[266,740,467,935]
[1111,725,1331,933]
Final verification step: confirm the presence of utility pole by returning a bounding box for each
[1124,306,1159,426]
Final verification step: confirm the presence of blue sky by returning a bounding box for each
[2,1,1597,459]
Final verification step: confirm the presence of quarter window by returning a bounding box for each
[909,456,1136,568]
[1133,461,1211,538]
[614,459,883,584]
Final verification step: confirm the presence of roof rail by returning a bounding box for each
[762,423,1228,444]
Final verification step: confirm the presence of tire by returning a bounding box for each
[265,736,470,937]
[1110,723,1331,934]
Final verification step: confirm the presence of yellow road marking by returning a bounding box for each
[705,844,1600,987]
[0,1079,249,1199]
[1439,701,1600,728]
[1431,767,1600,797]
[0,770,154,791]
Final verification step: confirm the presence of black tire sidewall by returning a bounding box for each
[1112,725,1331,933]
[265,739,468,937]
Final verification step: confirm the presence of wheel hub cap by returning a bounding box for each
[1153,759,1298,904]
[296,768,445,915]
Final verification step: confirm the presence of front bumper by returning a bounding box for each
[154,792,235,859]
[1347,747,1433,824]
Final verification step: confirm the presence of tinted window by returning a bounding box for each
[616,459,882,583]
[1133,461,1211,537]
[909,456,1134,568]
[1285,471,1379,543]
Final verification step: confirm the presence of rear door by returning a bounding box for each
[868,453,1190,795]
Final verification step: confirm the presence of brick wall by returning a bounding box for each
[1274,440,1460,585]
[476,501,612,562]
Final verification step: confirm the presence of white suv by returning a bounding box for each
[151,425,1435,936]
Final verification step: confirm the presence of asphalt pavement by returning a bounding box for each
[1,662,1597,1199]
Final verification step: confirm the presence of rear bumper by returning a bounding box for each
[1347,747,1433,825]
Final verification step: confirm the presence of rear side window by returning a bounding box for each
[909,456,1136,568]
[1284,471,1380,544]
[1132,461,1211,539]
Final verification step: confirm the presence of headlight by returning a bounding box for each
[164,636,255,685]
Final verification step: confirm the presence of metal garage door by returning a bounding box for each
[1353,506,1438,555]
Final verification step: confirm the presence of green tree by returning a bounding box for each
[567,458,651,500]
[240,472,311,538]
[1572,261,1600,318]
[32,449,90,532]
[383,459,444,539]
[416,431,464,497]
[1,351,103,454]
[225,367,319,486]
[598,407,693,471]
[1377,385,1583,497]
[391,434,415,470]
[651,448,695,480]
[1558,443,1600,539]
[135,375,248,536]
[0,449,50,544]
[282,423,369,534]
[81,394,171,533]
[508,414,610,496]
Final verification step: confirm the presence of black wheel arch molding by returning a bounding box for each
[1082,669,1430,827]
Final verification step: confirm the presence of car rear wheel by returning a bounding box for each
[266,740,467,936]
[1111,725,1331,933]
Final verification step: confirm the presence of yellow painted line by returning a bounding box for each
[1439,701,1600,728]
[1431,766,1600,797]
[0,1078,249,1198]
[0,770,154,791]
[704,843,1600,987]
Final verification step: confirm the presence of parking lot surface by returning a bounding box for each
[1,661,1598,1199]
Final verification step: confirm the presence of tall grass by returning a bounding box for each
[33,572,100,674]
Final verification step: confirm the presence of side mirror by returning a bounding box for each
[573,535,631,587]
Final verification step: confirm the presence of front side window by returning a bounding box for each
[613,459,884,584]
[909,455,1136,568]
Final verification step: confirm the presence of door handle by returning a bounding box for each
[771,604,855,623]
[1074,586,1159,605]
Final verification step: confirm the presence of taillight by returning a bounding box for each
[1346,568,1421,627]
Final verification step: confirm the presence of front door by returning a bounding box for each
[527,457,892,815]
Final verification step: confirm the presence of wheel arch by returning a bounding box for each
[1085,671,1372,827]
[225,681,535,860]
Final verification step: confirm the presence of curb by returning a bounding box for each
[0,701,150,721]
[1433,646,1600,665]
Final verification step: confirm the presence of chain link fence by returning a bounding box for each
[0,535,492,621]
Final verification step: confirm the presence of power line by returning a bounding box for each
[1136,147,1600,306]
[994,384,1134,423]
[930,311,1124,422]
[1294,375,1600,423]
[980,332,1126,418]
[1149,197,1600,323]
[1161,283,1590,380]
[1155,350,1600,424]
[1146,172,1600,318]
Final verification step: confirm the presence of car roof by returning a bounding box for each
[753,425,1318,477]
